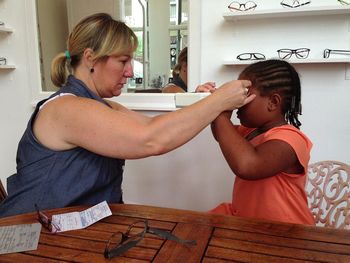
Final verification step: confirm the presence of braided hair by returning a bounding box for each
[239,59,302,129]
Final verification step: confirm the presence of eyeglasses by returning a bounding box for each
[277,48,310,59]
[228,1,257,12]
[35,204,60,233]
[0,57,7,66]
[280,0,311,8]
[323,49,350,58]
[237,52,266,61]
[338,0,349,5]
[104,219,196,259]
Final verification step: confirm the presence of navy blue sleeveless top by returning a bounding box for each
[0,76,125,217]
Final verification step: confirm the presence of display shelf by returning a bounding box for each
[223,58,350,66]
[0,26,13,33]
[223,5,350,21]
[0,65,16,69]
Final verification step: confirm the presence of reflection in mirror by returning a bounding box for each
[36,0,188,93]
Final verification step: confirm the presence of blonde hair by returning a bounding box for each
[172,47,187,78]
[51,13,138,87]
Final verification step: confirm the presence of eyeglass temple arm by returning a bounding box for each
[104,238,142,259]
[147,227,197,245]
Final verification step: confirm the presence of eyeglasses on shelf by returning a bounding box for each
[228,1,257,12]
[0,57,7,66]
[277,48,310,59]
[338,0,349,5]
[280,0,311,8]
[104,219,196,259]
[323,49,350,58]
[35,204,60,233]
[237,52,266,61]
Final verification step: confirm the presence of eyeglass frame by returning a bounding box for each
[35,204,60,233]
[228,1,257,12]
[280,0,311,8]
[237,52,266,61]
[338,0,349,5]
[0,57,7,66]
[277,48,310,59]
[323,49,350,58]
[104,219,197,259]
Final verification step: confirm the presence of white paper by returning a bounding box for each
[0,223,41,255]
[52,201,112,232]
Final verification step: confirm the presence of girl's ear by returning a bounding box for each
[268,93,282,111]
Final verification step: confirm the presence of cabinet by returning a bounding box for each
[223,5,350,65]
[0,24,15,70]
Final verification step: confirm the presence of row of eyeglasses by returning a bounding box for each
[236,49,350,61]
[228,0,349,12]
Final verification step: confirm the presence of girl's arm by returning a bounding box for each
[212,113,301,180]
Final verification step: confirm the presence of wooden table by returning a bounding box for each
[0,204,349,262]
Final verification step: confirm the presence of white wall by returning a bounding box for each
[0,0,349,213]
[0,0,36,188]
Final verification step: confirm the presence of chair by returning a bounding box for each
[0,179,7,202]
[305,160,350,229]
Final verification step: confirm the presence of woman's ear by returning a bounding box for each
[268,93,282,111]
[82,48,95,68]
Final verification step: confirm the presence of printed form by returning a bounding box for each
[52,201,112,232]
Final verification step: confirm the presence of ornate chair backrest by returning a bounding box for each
[0,179,7,202]
[306,161,350,229]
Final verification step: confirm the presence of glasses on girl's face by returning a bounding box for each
[277,48,310,59]
[228,1,257,12]
[104,219,196,259]
[35,204,60,233]
[280,0,311,8]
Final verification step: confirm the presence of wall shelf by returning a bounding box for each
[223,5,350,21]
[223,58,350,66]
[0,65,16,69]
[0,26,13,33]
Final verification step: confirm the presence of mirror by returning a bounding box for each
[36,0,188,93]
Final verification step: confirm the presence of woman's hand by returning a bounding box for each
[214,80,255,111]
[195,82,216,93]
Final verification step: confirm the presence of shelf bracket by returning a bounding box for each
[346,64,350,80]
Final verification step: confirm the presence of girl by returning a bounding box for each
[210,59,314,225]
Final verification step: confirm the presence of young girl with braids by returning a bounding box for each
[210,59,315,225]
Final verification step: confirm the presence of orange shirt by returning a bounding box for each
[211,125,315,225]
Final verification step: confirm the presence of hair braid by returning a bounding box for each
[239,59,302,129]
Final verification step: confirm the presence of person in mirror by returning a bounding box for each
[162,47,216,93]
[210,59,315,225]
[0,13,255,217]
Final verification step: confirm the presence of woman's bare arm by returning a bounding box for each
[34,80,254,159]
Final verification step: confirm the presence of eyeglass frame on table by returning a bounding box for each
[104,219,196,259]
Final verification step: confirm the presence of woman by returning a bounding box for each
[162,47,216,93]
[0,13,254,217]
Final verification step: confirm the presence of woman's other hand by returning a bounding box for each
[195,82,216,93]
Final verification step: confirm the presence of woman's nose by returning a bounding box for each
[125,64,134,78]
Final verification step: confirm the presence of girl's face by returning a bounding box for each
[93,54,134,98]
[236,81,271,128]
